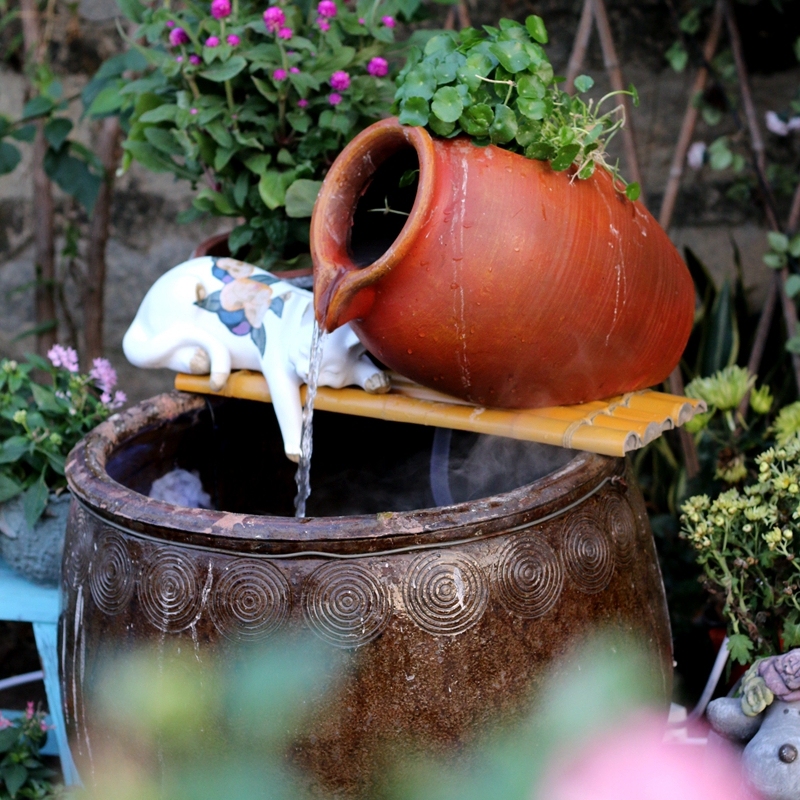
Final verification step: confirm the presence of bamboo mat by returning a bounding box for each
[175,370,706,458]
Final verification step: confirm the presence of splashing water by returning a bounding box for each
[294,321,327,517]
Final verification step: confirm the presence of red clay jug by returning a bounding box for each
[311,118,694,409]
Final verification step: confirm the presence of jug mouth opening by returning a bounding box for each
[349,145,420,268]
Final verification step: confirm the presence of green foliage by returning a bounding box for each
[393,18,639,194]
[0,351,122,527]
[118,0,416,267]
[0,66,109,213]
[0,705,57,799]
[681,439,800,660]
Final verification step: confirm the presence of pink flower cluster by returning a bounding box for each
[89,357,117,394]
[367,57,388,77]
[168,27,190,46]
[206,35,220,47]
[329,70,349,90]
[47,344,79,373]
[316,0,336,31]
[227,33,240,45]
[263,5,285,32]
[210,0,231,18]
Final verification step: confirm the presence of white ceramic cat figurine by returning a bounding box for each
[123,256,389,461]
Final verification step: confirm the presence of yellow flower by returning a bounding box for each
[751,384,774,414]
[685,366,755,411]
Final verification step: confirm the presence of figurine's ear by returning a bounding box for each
[707,697,764,742]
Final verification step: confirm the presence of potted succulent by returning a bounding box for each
[311,18,695,409]
[0,347,125,585]
[111,0,413,269]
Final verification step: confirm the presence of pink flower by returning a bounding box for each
[0,714,11,730]
[47,345,79,373]
[26,702,34,720]
[189,54,201,64]
[328,92,342,105]
[190,107,199,114]
[40,720,47,732]
[273,68,287,81]
[381,15,394,26]
[317,0,337,17]
[175,55,184,62]
[166,20,175,27]
[226,33,240,45]
[541,715,757,800]
[169,27,190,46]
[102,391,127,409]
[210,0,231,18]
[263,5,285,32]
[297,98,308,107]
[90,358,117,394]
[316,17,330,31]
[329,70,349,90]
[358,17,364,23]
[205,35,220,47]
[290,66,299,73]
[278,26,292,39]
[367,56,388,77]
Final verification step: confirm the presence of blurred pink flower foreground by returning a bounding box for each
[541,716,757,800]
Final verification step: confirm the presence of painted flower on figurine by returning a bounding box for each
[329,70,350,90]
[210,0,231,19]
[758,650,800,702]
[317,0,336,17]
[263,5,285,32]
[741,669,775,717]
[169,27,190,46]
[367,57,388,77]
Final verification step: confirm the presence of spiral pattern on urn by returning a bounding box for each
[64,506,92,589]
[89,531,135,615]
[210,560,290,642]
[496,535,563,618]
[604,494,637,566]
[302,562,390,648]
[562,511,615,594]
[403,552,488,635]
[138,547,203,632]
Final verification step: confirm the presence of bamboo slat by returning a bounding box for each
[174,371,706,458]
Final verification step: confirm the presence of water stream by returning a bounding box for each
[294,321,327,517]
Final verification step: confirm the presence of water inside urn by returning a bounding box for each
[105,398,573,517]
[349,146,419,267]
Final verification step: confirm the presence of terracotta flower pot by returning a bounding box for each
[311,118,695,409]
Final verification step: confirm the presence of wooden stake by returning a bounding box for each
[564,0,593,95]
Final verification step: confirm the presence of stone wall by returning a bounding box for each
[1,0,798,402]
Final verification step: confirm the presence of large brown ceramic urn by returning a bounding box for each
[60,392,671,796]
[311,118,694,409]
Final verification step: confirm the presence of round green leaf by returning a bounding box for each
[431,87,464,124]
[460,103,493,137]
[624,182,640,202]
[199,56,247,83]
[515,117,541,147]
[785,274,800,299]
[573,74,594,93]
[399,64,436,100]
[0,141,21,176]
[517,97,547,120]
[768,231,790,253]
[399,97,430,127]
[517,74,545,100]
[285,179,323,218]
[525,142,554,161]
[489,41,531,74]
[525,15,548,44]
[550,143,581,171]
[489,104,517,144]
[429,116,456,136]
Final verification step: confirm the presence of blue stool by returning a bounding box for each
[0,557,79,785]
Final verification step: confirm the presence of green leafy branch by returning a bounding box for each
[393,16,641,199]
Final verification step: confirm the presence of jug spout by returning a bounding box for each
[311,117,436,331]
